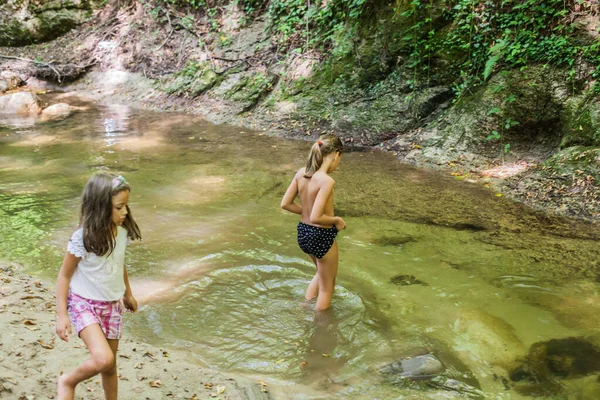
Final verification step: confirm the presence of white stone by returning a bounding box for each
[0,92,42,115]
[40,103,72,121]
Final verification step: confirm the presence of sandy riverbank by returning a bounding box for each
[0,262,275,400]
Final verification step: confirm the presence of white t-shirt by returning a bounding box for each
[67,226,128,301]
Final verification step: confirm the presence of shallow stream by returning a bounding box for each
[1,97,599,399]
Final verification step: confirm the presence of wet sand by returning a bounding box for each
[0,262,272,400]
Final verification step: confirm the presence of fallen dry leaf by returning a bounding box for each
[216,385,226,395]
[258,380,268,387]
[204,382,213,389]
[38,340,54,349]
[21,295,44,300]
[149,380,163,388]
[143,351,156,361]
[134,363,144,369]
[321,354,330,357]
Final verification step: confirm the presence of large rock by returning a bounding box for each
[0,92,42,115]
[381,354,445,379]
[510,337,600,397]
[0,0,92,46]
[451,308,526,371]
[0,71,25,92]
[561,95,600,147]
[40,103,72,121]
[401,65,570,163]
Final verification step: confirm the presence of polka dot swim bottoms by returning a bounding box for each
[297,222,338,259]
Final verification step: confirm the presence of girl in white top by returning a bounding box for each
[55,174,141,400]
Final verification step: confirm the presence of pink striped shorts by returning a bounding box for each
[67,292,123,339]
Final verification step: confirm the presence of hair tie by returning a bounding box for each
[112,175,127,189]
[317,140,323,146]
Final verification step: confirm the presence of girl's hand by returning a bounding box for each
[335,217,347,231]
[56,315,72,342]
[123,295,138,313]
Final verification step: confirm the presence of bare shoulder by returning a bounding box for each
[295,167,306,178]
[318,173,335,188]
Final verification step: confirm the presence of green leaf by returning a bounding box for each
[487,107,502,115]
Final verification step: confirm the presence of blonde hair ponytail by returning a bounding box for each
[304,134,344,178]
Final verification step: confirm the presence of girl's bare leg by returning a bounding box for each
[315,240,339,310]
[102,339,119,400]
[57,324,116,400]
[305,255,319,300]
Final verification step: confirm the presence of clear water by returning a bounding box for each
[1,97,600,399]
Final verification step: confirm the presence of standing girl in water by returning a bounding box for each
[281,134,346,310]
[55,174,141,400]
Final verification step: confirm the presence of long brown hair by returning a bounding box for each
[304,134,344,178]
[80,173,141,257]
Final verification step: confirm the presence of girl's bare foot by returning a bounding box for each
[57,374,75,400]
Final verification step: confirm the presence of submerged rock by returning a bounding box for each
[427,376,484,399]
[451,308,525,370]
[382,354,484,398]
[509,337,600,397]
[372,235,415,246]
[512,337,600,381]
[40,103,72,122]
[0,92,42,115]
[390,274,428,286]
[381,354,445,379]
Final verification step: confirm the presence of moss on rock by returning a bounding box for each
[0,0,91,46]
[561,95,600,148]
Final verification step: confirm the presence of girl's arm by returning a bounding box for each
[56,252,80,342]
[122,265,138,312]
[280,173,302,215]
[310,180,344,228]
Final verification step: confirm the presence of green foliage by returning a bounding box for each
[402,0,599,94]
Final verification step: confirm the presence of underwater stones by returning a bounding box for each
[381,354,445,379]
[427,376,484,398]
[382,354,484,398]
[510,337,600,399]
[372,235,415,246]
[40,103,72,122]
[390,274,428,287]
[511,337,600,387]
[452,308,525,370]
[0,92,42,115]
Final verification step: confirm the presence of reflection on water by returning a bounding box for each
[1,95,600,399]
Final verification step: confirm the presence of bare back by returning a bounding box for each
[296,168,335,228]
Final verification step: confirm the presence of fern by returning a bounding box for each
[483,40,507,81]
